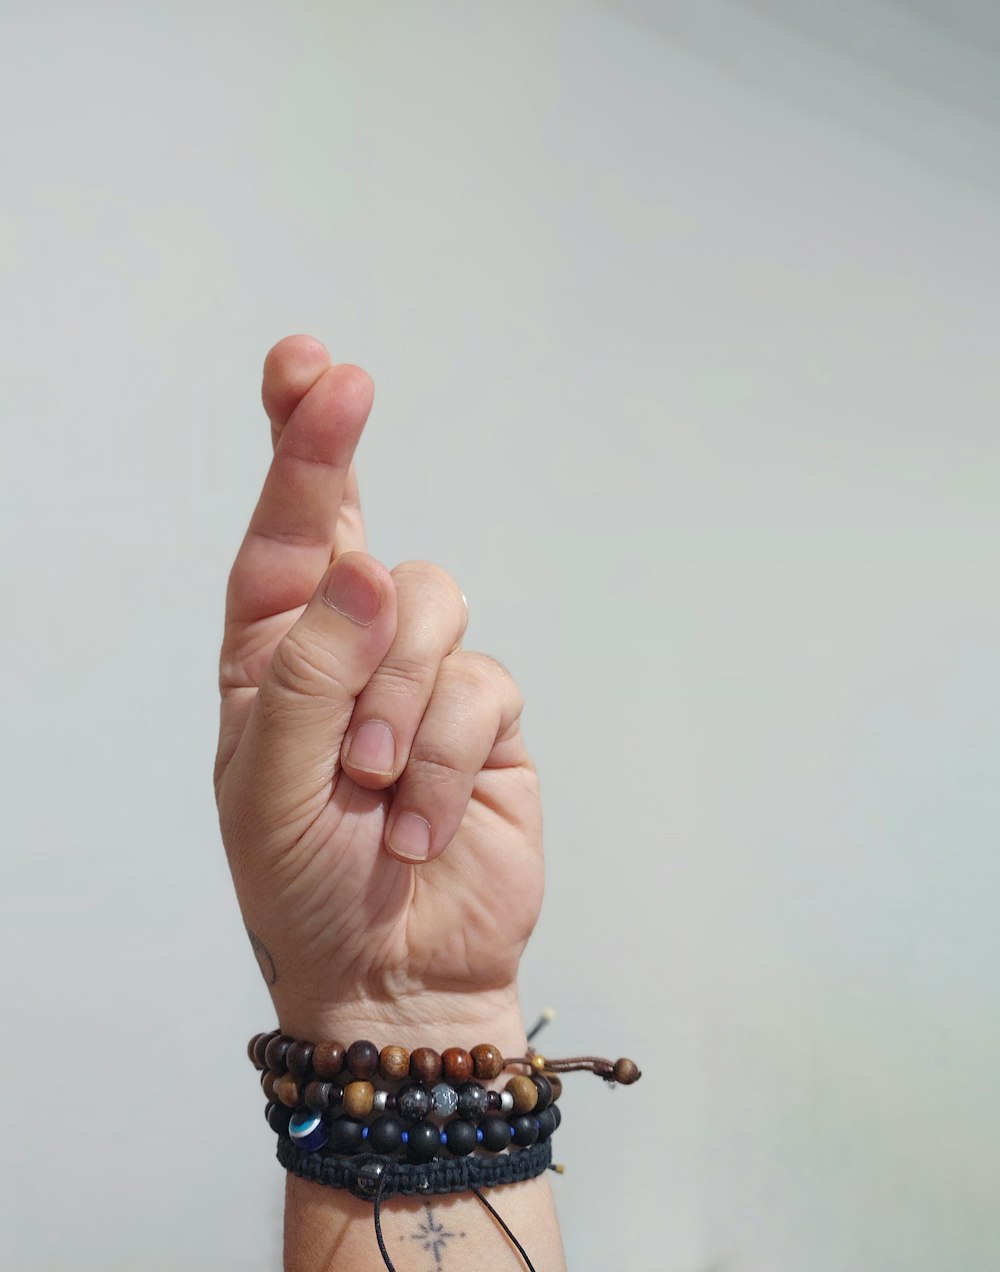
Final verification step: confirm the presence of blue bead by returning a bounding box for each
[361,1125,369,1139]
[288,1109,329,1153]
[510,1124,516,1138]
[476,1128,484,1142]
[439,1128,447,1144]
[401,1130,409,1144]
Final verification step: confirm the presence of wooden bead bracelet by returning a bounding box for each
[247,1030,642,1088]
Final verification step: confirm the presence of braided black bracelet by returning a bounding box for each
[277,1135,553,1201]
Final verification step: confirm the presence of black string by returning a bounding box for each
[472,1188,538,1271]
[370,1174,537,1272]
[372,1164,396,1272]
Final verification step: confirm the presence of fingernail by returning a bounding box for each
[388,812,431,862]
[323,559,381,625]
[347,720,396,774]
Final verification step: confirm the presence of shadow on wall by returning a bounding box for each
[605,0,1000,195]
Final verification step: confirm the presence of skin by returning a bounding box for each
[213,336,566,1269]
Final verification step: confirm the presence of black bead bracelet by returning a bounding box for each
[264,1098,562,1160]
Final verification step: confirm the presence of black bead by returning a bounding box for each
[327,1117,365,1154]
[480,1115,512,1153]
[406,1119,440,1163]
[511,1115,539,1147]
[346,1039,379,1080]
[485,1090,502,1112]
[549,1103,562,1131]
[443,1117,477,1157]
[530,1074,553,1112]
[368,1115,405,1155]
[266,1102,292,1136]
[536,1107,558,1140]
[351,1156,388,1200]
[456,1082,489,1122]
[397,1083,431,1122]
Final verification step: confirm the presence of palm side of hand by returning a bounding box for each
[215,337,543,1035]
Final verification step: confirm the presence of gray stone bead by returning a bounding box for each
[431,1083,458,1115]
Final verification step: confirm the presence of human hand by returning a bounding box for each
[213,337,544,1053]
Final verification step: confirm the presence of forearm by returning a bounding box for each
[284,1170,565,1271]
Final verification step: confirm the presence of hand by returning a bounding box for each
[213,336,544,1052]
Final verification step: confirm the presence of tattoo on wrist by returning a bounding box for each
[404,1206,466,1267]
[245,925,278,986]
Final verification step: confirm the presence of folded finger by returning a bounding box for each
[383,651,524,864]
[341,560,468,789]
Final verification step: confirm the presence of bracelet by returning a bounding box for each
[277,1136,554,1201]
[261,1071,560,1120]
[265,1099,562,1158]
[248,1031,641,1087]
[251,1021,642,1272]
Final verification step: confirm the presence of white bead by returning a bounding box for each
[499,1089,515,1114]
[372,1089,388,1114]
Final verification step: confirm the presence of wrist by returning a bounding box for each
[268,982,529,1057]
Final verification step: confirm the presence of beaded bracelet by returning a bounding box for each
[248,1031,641,1087]
[250,1023,642,1272]
[265,1097,562,1158]
[261,1070,561,1122]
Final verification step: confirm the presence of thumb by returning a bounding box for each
[224,552,397,835]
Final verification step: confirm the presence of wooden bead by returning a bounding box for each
[261,1070,278,1101]
[343,1080,375,1118]
[612,1057,641,1085]
[505,1075,538,1114]
[311,1040,346,1079]
[346,1040,379,1080]
[547,1074,563,1102]
[470,1043,503,1081]
[254,1030,280,1070]
[286,1040,315,1078]
[263,1034,292,1074]
[379,1045,410,1081]
[303,1081,333,1112]
[248,1032,267,1068]
[441,1047,473,1083]
[273,1073,300,1109]
[529,1053,547,1072]
[410,1047,442,1084]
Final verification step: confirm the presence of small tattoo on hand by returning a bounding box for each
[245,925,277,986]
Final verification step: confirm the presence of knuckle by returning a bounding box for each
[406,746,467,787]
[371,653,435,700]
[392,559,464,606]
[450,650,522,705]
[269,627,351,700]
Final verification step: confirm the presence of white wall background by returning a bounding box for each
[2,1,999,1268]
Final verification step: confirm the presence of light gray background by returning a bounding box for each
[2,1,998,1269]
